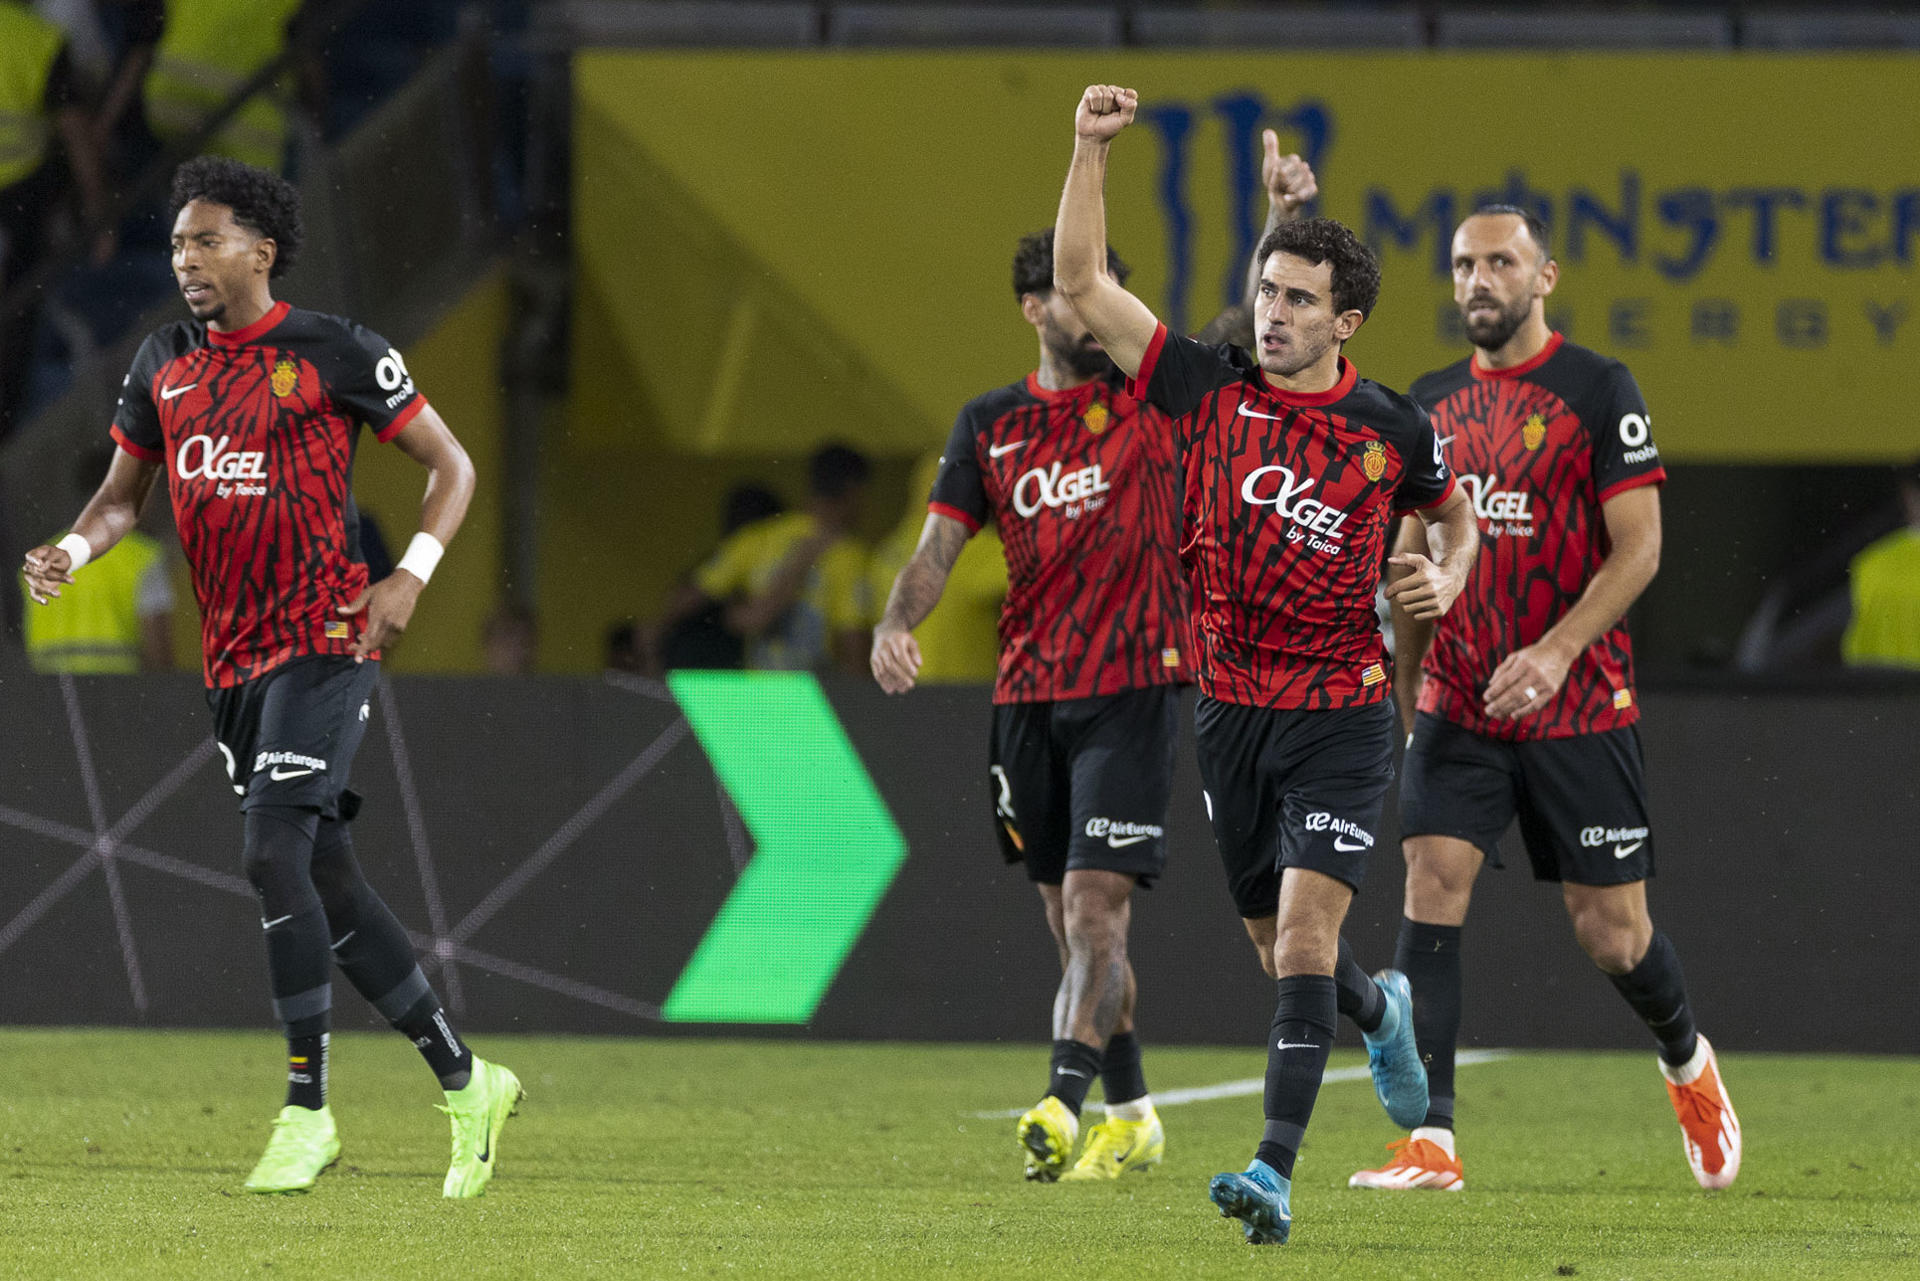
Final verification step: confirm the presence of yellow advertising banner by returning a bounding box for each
[575,51,1920,462]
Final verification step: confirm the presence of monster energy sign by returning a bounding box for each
[662,671,908,1023]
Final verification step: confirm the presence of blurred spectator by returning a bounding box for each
[603,618,643,674]
[1841,458,1920,671]
[868,451,1005,684]
[646,482,784,673]
[90,2,166,158]
[481,600,537,675]
[19,443,175,672]
[1,0,111,437]
[681,445,874,675]
[142,0,316,173]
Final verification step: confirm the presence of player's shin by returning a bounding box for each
[1102,1029,1151,1118]
[1394,919,1463,1130]
[1254,975,1337,1178]
[243,807,333,1110]
[1606,931,1699,1067]
[312,820,474,1089]
[1333,936,1385,1033]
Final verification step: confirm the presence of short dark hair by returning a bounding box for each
[722,483,785,535]
[809,444,871,500]
[1257,217,1382,319]
[1471,203,1553,261]
[1012,228,1130,297]
[169,155,304,278]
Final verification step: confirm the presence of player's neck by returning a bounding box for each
[1034,352,1099,393]
[1261,350,1343,396]
[207,291,277,335]
[1474,314,1554,370]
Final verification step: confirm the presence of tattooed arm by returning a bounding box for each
[871,512,973,694]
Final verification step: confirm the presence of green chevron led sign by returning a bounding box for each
[662,671,908,1023]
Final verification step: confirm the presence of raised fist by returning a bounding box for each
[1076,85,1138,142]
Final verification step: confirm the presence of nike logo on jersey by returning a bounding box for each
[1436,435,1456,448]
[988,439,1029,459]
[261,914,293,930]
[1275,1039,1319,1052]
[1332,836,1370,852]
[1236,404,1288,421]
[1107,834,1153,848]
[269,766,316,781]
[1614,840,1645,859]
[160,383,197,400]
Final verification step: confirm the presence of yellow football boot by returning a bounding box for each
[1060,1112,1165,1180]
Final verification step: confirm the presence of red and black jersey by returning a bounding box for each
[1410,332,1666,740]
[930,370,1192,703]
[1132,324,1454,710]
[109,301,427,688]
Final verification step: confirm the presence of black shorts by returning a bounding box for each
[206,655,380,820]
[989,684,1179,887]
[1399,711,1654,885]
[1194,696,1394,917]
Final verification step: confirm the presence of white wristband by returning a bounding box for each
[56,532,92,573]
[395,532,445,584]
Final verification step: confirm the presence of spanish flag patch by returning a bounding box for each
[1613,688,1633,710]
[325,621,351,640]
[1161,648,1181,668]
[1361,663,1386,687]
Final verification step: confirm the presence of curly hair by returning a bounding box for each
[169,155,304,278]
[1257,217,1381,319]
[1012,228,1130,298]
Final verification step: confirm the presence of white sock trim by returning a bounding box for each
[1107,1096,1154,1122]
[1411,1125,1456,1158]
[1660,1035,1713,1086]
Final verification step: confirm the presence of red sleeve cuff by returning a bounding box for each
[111,425,163,464]
[374,396,427,443]
[928,501,982,534]
[1398,474,1457,514]
[1597,469,1665,505]
[1125,323,1171,400]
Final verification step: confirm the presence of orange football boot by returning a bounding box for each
[1347,1133,1465,1191]
[1661,1035,1741,1189]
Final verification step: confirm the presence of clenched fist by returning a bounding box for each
[1076,85,1138,142]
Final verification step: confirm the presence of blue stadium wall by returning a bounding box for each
[0,669,1913,1053]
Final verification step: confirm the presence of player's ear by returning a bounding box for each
[1334,309,1365,343]
[1536,257,1559,299]
[256,236,278,276]
[1019,292,1049,328]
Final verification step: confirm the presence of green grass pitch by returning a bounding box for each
[2,1029,1914,1279]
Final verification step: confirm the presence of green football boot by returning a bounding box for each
[243,1105,340,1194]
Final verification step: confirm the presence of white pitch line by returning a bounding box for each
[971,1049,1511,1118]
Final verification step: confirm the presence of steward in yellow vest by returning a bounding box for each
[21,528,176,673]
[0,3,65,192]
[144,0,305,171]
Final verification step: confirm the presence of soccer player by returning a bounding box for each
[872,228,1186,1184]
[22,156,522,1197]
[1052,85,1478,1244]
[1349,206,1740,1194]
[871,139,1320,1184]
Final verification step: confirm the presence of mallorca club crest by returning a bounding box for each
[1522,413,1547,451]
[271,356,299,399]
[1361,439,1387,482]
[1083,401,1110,435]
